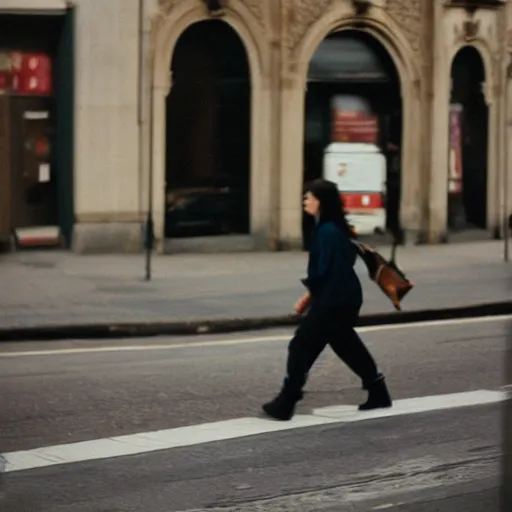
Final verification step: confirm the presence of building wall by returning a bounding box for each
[77,0,512,252]
[276,0,424,247]
[148,1,419,252]
[151,0,428,251]
[0,0,144,252]
[429,1,505,242]
[6,0,508,253]
[73,0,141,252]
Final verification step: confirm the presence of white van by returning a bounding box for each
[323,142,387,235]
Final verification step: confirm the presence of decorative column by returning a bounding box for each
[399,78,424,242]
[428,2,451,243]
[278,65,305,249]
[248,64,274,247]
[486,77,500,235]
[150,70,172,252]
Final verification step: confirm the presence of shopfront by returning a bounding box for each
[0,8,74,249]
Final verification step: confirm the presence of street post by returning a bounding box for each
[137,0,155,281]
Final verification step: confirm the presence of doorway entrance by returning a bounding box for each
[164,20,251,239]
[303,30,402,247]
[0,11,75,249]
[448,46,488,232]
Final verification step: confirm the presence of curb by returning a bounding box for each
[0,301,511,343]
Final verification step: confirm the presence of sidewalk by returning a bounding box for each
[0,240,510,339]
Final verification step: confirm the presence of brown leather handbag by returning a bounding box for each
[353,240,413,311]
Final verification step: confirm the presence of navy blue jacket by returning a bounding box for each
[302,220,363,312]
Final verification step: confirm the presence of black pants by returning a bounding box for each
[283,305,379,397]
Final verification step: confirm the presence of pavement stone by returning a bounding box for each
[0,240,510,330]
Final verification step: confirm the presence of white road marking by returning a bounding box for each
[0,314,509,358]
[2,389,505,474]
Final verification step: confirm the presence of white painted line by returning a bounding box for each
[0,314,510,358]
[311,389,505,422]
[2,389,505,474]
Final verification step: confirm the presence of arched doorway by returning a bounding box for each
[448,46,488,232]
[302,30,402,247]
[164,20,251,239]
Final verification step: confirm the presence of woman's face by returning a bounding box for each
[303,191,320,217]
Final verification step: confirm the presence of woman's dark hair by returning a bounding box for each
[305,179,356,239]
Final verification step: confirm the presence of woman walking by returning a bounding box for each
[262,179,392,421]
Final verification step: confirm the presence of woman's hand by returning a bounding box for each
[294,293,311,315]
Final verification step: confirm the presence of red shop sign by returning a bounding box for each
[11,52,52,96]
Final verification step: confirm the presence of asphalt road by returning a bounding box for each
[0,316,509,511]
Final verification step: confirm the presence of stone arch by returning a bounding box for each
[293,10,419,90]
[450,40,493,93]
[150,1,272,249]
[153,2,269,89]
[278,6,423,247]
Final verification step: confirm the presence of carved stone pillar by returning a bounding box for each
[278,67,305,249]
[151,71,172,252]
[486,79,500,234]
[249,69,274,247]
[428,1,451,243]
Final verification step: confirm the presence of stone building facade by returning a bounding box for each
[2,0,510,253]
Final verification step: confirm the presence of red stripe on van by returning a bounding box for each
[341,192,384,210]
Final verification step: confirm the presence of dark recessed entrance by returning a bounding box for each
[165,20,251,239]
[449,46,488,232]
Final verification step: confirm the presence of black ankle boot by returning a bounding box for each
[359,376,392,411]
[262,389,303,421]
